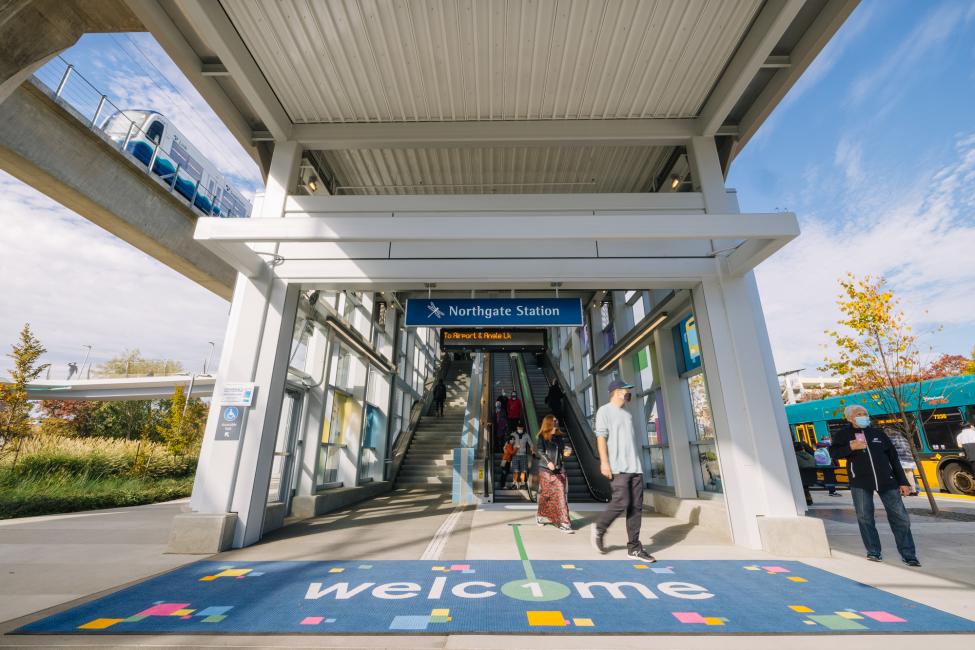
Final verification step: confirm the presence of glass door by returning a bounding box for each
[268,387,304,509]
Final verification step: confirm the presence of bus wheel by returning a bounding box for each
[942,463,975,495]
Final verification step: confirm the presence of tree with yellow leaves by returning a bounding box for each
[821,274,943,513]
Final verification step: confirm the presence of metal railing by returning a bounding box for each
[31,56,244,218]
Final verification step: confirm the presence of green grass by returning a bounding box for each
[0,436,197,519]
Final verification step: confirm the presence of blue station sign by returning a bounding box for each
[405,298,583,328]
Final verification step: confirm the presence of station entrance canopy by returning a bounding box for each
[132,0,859,554]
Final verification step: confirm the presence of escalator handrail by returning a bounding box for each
[537,351,611,502]
[511,353,539,502]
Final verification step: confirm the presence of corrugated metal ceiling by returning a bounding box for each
[321,145,673,195]
[221,0,763,123]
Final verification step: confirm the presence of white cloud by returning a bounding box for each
[97,33,263,194]
[757,132,975,374]
[834,136,864,185]
[848,3,975,111]
[0,172,230,379]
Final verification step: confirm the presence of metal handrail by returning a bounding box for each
[30,56,242,218]
[540,350,612,502]
[387,355,450,485]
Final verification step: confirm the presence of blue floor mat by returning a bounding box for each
[13,560,975,635]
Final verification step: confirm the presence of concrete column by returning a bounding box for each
[653,325,698,499]
[691,274,806,550]
[295,323,330,497]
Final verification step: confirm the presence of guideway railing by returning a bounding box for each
[30,56,239,218]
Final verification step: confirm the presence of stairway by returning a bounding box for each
[522,353,595,502]
[395,359,472,491]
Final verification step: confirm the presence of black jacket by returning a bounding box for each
[545,384,564,410]
[433,383,447,402]
[535,435,567,474]
[831,425,909,492]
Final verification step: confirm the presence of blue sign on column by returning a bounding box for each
[405,298,583,328]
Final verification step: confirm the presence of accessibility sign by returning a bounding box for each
[405,298,583,328]
[215,405,244,441]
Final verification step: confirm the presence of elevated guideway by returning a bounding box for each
[0,75,236,298]
[22,374,215,401]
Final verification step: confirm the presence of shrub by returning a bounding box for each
[1,436,197,480]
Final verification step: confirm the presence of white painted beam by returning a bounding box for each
[201,62,229,76]
[726,236,793,276]
[195,212,799,243]
[125,0,259,166]
[285,193,706,215]
[290,118,697,149]
[734,0,860,155]
[762,55,792,69]
[272,258,718,285]
[176,0,292,141]
[698,0,804,136]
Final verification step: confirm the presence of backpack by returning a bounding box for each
[796,449,817,469]
[814,448,832,467]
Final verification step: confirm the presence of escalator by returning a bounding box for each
[489,353,533,503]
[520,352,610,502]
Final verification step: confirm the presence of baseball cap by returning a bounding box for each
[608,379,634,393]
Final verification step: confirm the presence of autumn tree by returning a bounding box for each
[0,324,50,463]
[37,400,99,437]
[821,274,943,513]
[157,386,207,456]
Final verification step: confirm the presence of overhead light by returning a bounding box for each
[307,175,318,193]
[670,175,681,190]
[596,312,669,374]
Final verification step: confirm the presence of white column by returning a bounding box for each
[190,272,274,515]
[295,323,329,497]
[653,325,697,499]
[692,274,804,549]
[231,279,300,547]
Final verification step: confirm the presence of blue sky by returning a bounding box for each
[1,0,973,378]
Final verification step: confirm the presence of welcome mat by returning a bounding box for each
[14,559,975,635]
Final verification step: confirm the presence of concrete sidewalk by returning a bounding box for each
[2,491,974,648]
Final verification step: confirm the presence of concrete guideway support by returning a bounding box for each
[0,0,142,103]
[0,82,236,298]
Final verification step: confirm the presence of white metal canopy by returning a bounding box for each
[131,0,859,190]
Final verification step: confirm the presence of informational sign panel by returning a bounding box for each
[405,298,582,328]
[440,329,546,352]
[220,382,256,406]
[215,405,245,440]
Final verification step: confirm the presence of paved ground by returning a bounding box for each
[1,489,974,648]
[807,490,975,587]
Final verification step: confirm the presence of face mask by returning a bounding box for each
[624,392,632,403]
[854,415,870,428]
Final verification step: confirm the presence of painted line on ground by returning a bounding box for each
[420,507,464,560]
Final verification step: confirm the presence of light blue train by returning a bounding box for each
[102,109,252,219]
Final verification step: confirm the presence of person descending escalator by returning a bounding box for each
[535,415,574,533]
[545,378,565,419]
[494,399,509,446]
[506,390,523,424]
[433,378,447,417]
[509,423,533,489]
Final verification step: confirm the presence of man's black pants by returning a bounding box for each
[595,473,644,552]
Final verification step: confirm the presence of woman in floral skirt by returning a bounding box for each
[534,414,574,533]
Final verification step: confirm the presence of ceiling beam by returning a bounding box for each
[698,0,804,136]
[194,212,798,243]
[733,0,860,157]
[124,0,260,166]
[285,192,706,215]
[176,0,292,141]
[288,118,698,150]
[762,55,791,69]
[200,61,229,76]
